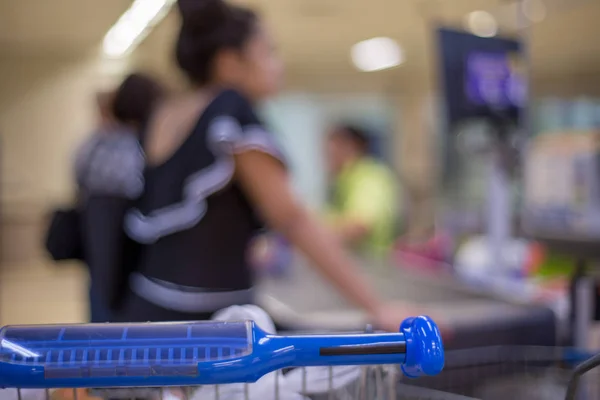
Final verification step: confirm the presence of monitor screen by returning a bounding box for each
[437,28,524,129]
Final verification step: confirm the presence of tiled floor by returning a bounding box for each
[0,260,87,325]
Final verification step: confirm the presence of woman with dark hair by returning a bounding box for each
[112,73,165,136]
[118,0,422,331]
[75,72,164,322]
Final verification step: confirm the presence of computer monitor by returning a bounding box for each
[437,27,524,131]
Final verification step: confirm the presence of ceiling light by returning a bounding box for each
[465,11,498,38]
[351,37,404,72]
[103,0,175,58]
[521,0,547,23]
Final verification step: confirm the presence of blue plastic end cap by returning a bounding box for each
[400,315,445,378]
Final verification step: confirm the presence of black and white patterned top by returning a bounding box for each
[124,88,286,292]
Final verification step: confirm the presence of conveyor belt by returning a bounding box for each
[257,258,557,348]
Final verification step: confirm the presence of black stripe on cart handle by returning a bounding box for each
[319,343,407,356]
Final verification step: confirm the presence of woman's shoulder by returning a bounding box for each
[210,88,256,116]
[153,88,253,123]
[214,87,252,104]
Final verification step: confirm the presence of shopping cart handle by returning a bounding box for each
[400,316,445,378]
[0,317,444,388]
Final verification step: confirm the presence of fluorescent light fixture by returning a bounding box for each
[103,0,175,58]
[351,37,404,72]
[465,10,498,38]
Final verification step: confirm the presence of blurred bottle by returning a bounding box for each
[454,236,543,281]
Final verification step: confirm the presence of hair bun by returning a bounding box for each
[177,0,230,32]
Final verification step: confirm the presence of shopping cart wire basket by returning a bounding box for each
[397,345,600,400]
[0,316,443,400]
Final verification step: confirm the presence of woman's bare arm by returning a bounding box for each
[330,218,370,245]
[235,151,383,315]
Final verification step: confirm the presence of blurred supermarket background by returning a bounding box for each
[1,0,600,350]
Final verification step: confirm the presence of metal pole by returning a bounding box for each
[486,0,532,274]
[487,150,510,273]
[517,0,533,138]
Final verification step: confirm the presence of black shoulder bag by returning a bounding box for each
[44,140,100,262]
[44,206,84,261]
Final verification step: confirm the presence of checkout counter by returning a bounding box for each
[523,131,600,349]
[257,257,557,349]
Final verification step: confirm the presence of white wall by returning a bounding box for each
[0,55,130,214]
[0,55,121,263]
[262,94,326,208]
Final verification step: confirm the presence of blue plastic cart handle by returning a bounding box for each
[0,316,444,388]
